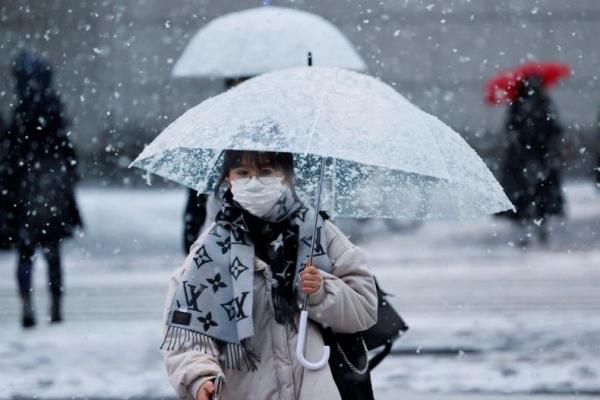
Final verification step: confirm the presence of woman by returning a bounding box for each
[162,150,378,400]
[7,51,82,327]
[499,75,564,245]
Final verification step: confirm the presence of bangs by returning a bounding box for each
[225,151,292,171]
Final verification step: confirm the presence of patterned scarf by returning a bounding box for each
[161,190,332,370]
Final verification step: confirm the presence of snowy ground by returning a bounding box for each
[0,182,599,399]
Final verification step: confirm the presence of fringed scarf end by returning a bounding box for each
[160,325,219,356]
[161,326,261,371]
[219,339,261,371]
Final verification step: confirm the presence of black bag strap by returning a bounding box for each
[367,341,393,372]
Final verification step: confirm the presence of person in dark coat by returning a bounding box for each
[499,75,564,245]
[6,51,82,327]
[0,113,14,249]
[182,77,251,253]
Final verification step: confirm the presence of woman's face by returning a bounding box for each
[227,152,287,188]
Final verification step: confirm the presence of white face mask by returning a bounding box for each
[230,176,288,218]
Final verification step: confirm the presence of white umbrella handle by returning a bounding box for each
[295,310,330,369]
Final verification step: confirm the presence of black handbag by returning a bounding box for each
[320,278,409,400]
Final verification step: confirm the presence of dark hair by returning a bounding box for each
[224,76,252,90]
[516,75,545,99]
[214,150,295,194]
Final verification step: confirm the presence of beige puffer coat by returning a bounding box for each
[162,220,378,400]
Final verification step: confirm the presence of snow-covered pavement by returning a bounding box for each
[0,182,599,398]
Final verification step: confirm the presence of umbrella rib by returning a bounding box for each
[331,157,336,217]
[304,72,332,155]
[197,149,224,192]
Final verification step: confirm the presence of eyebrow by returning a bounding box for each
[234,163,276,168]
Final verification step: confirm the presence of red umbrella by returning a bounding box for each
[484,61,571,105]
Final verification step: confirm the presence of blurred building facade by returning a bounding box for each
[1,0,599,180]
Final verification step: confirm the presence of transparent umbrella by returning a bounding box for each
[132,66,513,221]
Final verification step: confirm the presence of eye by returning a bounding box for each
[260,167,276,176]
[231,168,249,178]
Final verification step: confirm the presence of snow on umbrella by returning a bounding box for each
[484,61,571,105]
[132,66,513,221]
[171,6,366,78]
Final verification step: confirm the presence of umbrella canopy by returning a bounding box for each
[132,67,513,220]
[484,61,571,105]
[172,6,366,78]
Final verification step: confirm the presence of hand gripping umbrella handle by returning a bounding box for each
[295,310,330,369]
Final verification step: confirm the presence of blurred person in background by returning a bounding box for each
[499,76,565,245]
[182,77,250,253]
[0,112,14,249]
[5,51,82,328]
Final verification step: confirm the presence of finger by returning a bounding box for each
[301,281,314,289]
[300,271,317,281]
[302,282,320,292]
[300,278,321,285]
[306,280,321,288]
[197,382,213,400]
[302,276,320,284]
[301,268,319,277]
[303,270,321,279]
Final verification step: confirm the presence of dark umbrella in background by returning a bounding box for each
[484,61,571,105]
